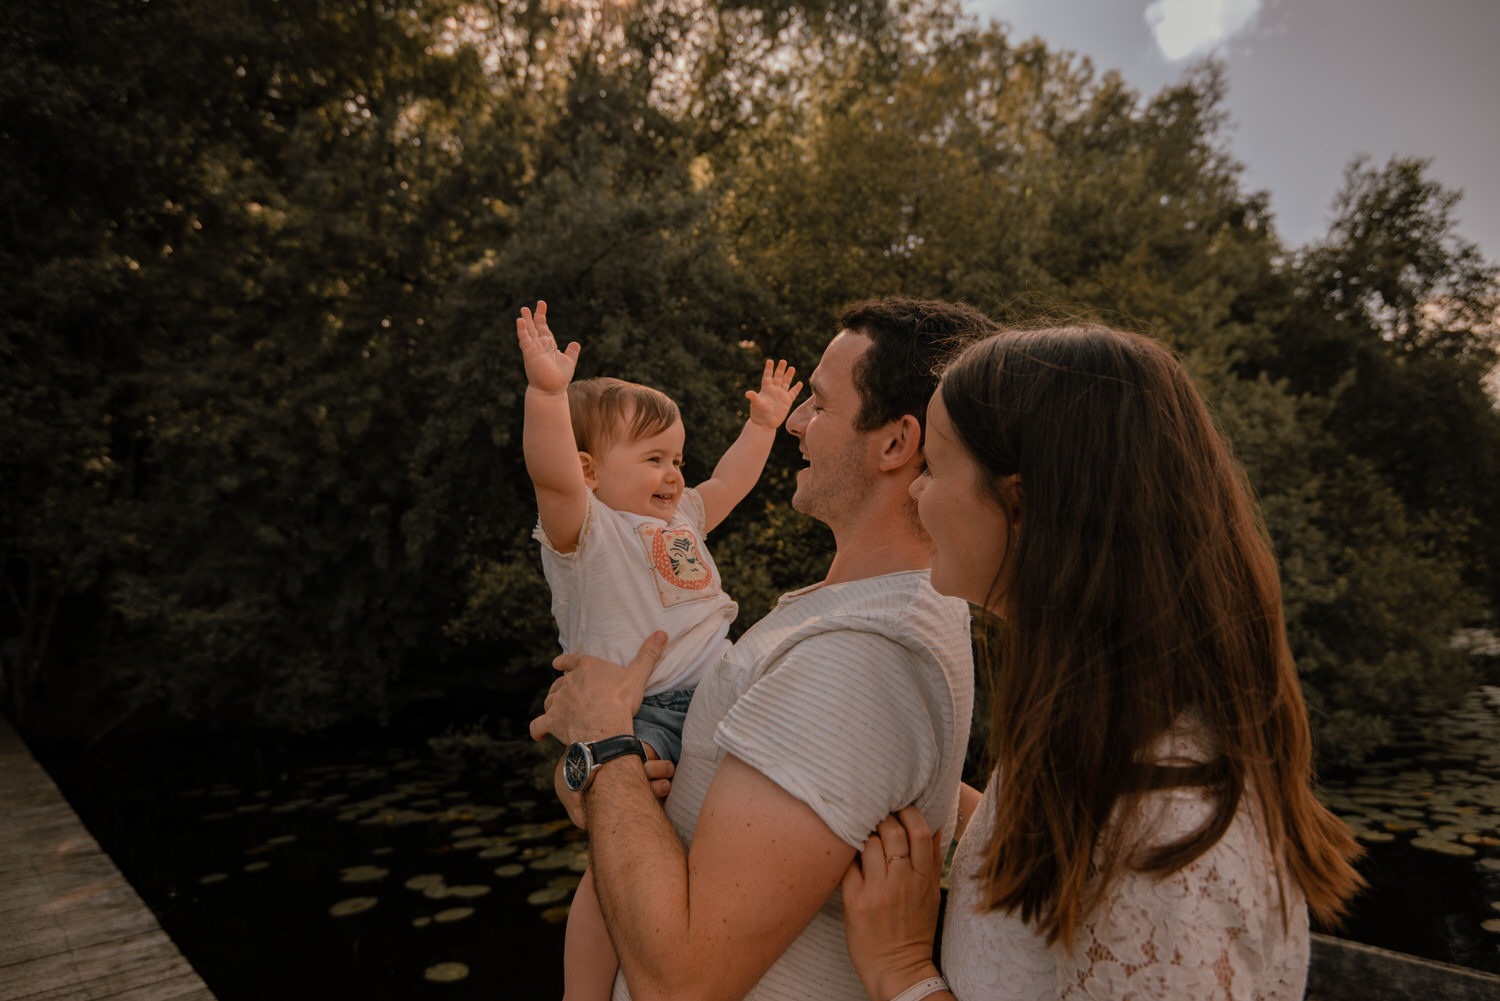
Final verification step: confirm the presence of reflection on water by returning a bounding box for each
[1316,685,1500,972]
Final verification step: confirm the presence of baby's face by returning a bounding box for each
[584,419,686,520]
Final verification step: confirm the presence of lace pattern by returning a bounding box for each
[942,771,1309,1001]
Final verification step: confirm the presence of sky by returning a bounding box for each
[960,0,1500,264]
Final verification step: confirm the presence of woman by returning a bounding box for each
[841,325,1364,1001]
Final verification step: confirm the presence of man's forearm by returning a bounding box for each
[584,758,692,996]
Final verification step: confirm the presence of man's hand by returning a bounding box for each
[745,359,802,429]
[516,299,580,396]
[530,631,668,746]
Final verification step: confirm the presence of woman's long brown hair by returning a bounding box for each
[940,326,1364,946]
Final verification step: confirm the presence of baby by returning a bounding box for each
[515,300,799,1000]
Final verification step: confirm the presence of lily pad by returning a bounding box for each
[340,865,390,883]
[494,864,525,878]
[424,962,470,983]
[1410,837,1476,857]
[434,907,475,923]
[447,884,491,899]
[329,896,379,917]
[405,874,445,891]
[199,872,229,885]
[478,844,518,860]
[527,886,570,906]
[453,837,493,850]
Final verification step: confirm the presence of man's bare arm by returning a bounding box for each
[585,753,853,1001]
[532,636,854,1000]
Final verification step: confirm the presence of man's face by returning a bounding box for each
[785,330,877,527]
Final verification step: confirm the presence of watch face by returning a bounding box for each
[563,742,591,792]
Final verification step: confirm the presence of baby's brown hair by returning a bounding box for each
[567,377,680,453]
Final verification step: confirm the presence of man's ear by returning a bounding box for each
[876,414,923,472]
[578,452,598,489]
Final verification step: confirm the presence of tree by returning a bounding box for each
[5,1,1494,766]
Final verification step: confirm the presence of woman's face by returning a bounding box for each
[910,392,1015,613]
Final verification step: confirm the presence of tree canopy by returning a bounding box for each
[4,0,1497,766]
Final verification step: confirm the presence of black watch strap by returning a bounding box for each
[589,734,647,768]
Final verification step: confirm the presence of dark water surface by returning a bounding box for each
[1311,685,1500,973]
[36,723,573,1000]
[30,686,1500,998]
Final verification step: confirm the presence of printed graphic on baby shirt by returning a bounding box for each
[638,524,714,607]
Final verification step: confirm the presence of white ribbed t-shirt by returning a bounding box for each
[611,570,975,1001]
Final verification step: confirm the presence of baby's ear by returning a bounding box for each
[578,452,598,488]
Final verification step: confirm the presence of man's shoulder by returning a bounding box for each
[743,571,970,668]
[808,570,969,638]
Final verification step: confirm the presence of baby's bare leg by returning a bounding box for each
[562,865,618,1001]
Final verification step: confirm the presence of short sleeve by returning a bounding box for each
[677,487,707,535]
[532,492,598,558]
[714,628,941,848]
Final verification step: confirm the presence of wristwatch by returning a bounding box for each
[563,735,647,793]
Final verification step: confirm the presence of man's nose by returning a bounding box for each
[786,399,810,436]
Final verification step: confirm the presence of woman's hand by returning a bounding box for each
[842,806,946,1001]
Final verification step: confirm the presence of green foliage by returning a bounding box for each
[5,0,1497,769]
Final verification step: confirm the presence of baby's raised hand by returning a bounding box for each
[515,300,580,395]
[746,359,802,429]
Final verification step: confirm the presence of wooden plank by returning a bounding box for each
[1309,932,1500,1001]
[0,715,216,1001]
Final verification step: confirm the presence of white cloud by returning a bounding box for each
[1145,0,1261,61]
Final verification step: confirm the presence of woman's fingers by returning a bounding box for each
[876,814,911,870]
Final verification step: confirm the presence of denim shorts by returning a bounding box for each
[634,686,696,764]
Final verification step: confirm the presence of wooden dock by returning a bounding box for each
[0,714,216,1001]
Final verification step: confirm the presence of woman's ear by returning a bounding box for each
[877,414,923,472]
[578,452,598,489]
[1000,473,1023,529]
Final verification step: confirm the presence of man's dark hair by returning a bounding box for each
[838,297,997,433]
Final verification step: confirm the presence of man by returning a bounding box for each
[531,299,994,1001]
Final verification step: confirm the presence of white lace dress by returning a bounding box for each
[941,765,1309,1000]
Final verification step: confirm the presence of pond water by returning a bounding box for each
[35,685,1500,997]
[1312,685,1500,973]
[41,724,575,1000]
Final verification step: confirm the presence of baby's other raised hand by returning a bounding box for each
[746,359,802,429]
[515,300,580,395]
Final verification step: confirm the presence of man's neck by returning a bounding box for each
[822,513,931,586]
